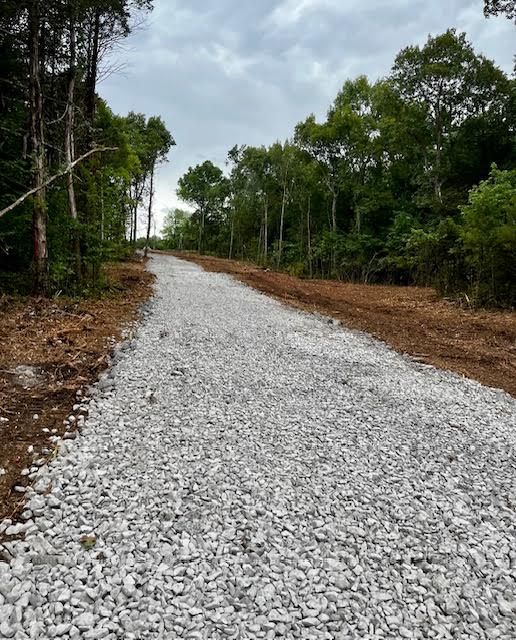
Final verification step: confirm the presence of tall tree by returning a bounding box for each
[28,0,48,293]
[0,0,168,293]
[328,76,379,234]
[64,0,80,278]
[84,1,154,123]
[175,30,514,304]
[392,30,510,210]
[142,116,174,257]
[177,161,228,254]
[295,116,341,234]
[269,142,296,266]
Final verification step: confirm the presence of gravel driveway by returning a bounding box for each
[1,254,515,639]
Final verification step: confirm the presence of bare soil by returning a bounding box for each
[168,251,516,398]
[0,260,154,527]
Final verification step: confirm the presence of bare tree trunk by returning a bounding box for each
[197,205,205,254]
[331,188,337,233]
[257,220,263,264]
[263,198,268,263]
[28,0,48,295]
[278,180,287,266]
[129,179,144,245]
[144,164,154,258]
[65,6,80,281]
[129,204,134,242]
[132,204,137,243]
[65,13,77,221]
[131,183,138,244]
[127,184,134,241]
[307,195,313,279]
[435,123,443,204]
[128,201,133,241]
[85,9,100,123]
[100,168,105,241]
[330,188,337,276]
[229,206,235,260]
[434,94,444,204]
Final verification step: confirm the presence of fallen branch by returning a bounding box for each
[0,146,118,219]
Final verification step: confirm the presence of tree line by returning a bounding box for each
[0,0,173,295]
[166,29,515,306]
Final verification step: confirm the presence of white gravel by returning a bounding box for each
[1,254,515,639]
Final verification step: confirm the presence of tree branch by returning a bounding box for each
[0,146,118,219]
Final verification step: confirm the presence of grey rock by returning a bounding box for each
[75,612,96,630]
[0,255,514,639]
[0,622,15,638]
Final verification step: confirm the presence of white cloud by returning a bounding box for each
[266,0,337,27]
[209,43,255,77]
[100,0,516,236]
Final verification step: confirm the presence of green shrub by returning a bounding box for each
[459,166,516,306]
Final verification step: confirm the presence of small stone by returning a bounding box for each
[57,589,71,603]
[268,609,289,623]
[0,622,15,638]
[302,617,319,627]
[498,599,514,616]
[76,612,95,630]
[5,523,25,536]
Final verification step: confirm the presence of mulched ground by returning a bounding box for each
[167,251,516,398]
[0,260,154,528]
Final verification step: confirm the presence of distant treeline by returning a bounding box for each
[166,30,515,307]
[0,1,173,295]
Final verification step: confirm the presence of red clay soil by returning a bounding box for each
[0,260,154,529]
[168,251,516,398]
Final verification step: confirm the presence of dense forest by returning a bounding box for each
[166,29,515,306]
[0,0,173,295]
[0,2,514,306]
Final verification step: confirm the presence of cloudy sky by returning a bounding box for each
[100,0,514,235]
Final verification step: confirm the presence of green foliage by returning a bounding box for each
[162,209,196,250]
[174,30,514,307]
[0,0,169,295]
[391,29,511,214]
[460,166,516,305]
[177,161,229,253]
[484,0,516,19]
[177,161,227,212]
[405,218,464,293]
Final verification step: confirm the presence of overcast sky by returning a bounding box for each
[99,0,514,235]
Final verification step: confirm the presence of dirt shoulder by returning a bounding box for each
[0,260,154,527]
[167,251,516,398]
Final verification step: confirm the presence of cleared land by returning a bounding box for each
[1,255,515,638]
[0,260,154,528]
[168,252,516,398]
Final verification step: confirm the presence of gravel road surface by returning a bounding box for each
[1,254,515,639]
